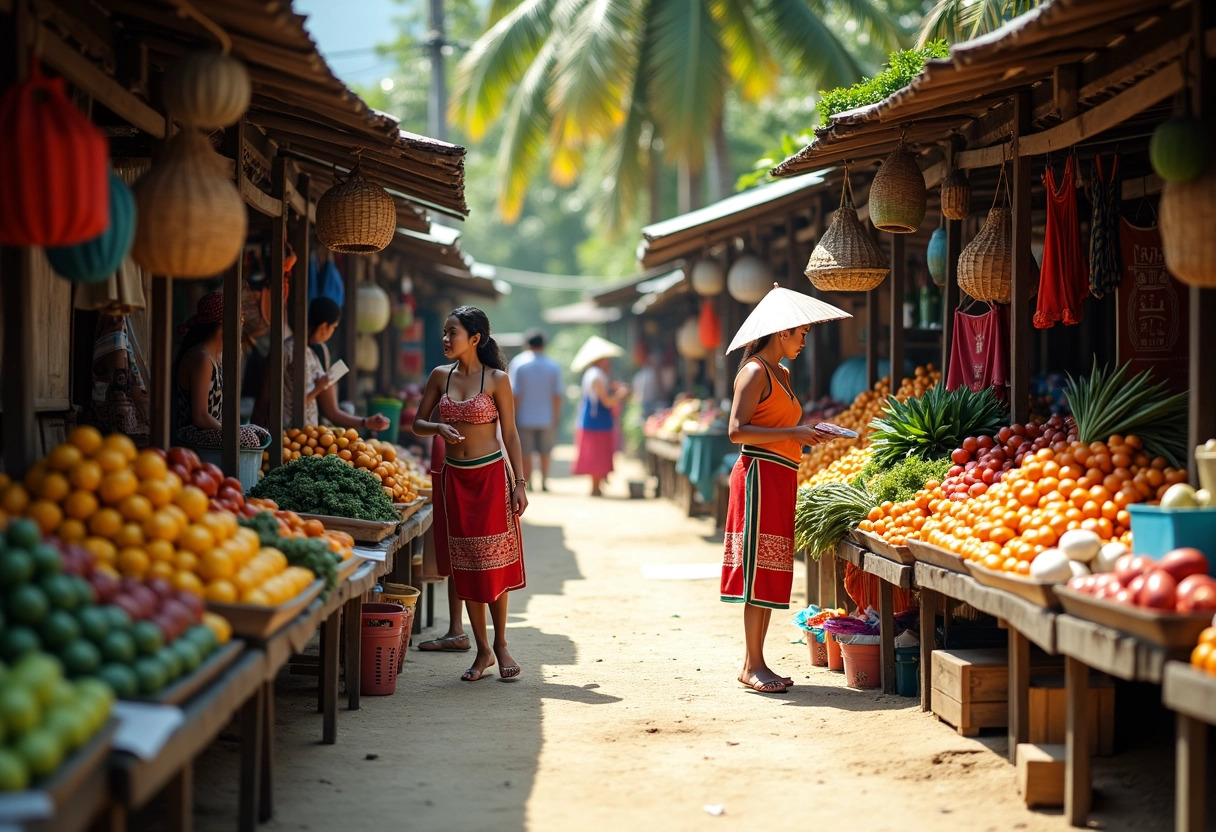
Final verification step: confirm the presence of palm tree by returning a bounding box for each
[917,0,1045,46]
[452,0,902,232]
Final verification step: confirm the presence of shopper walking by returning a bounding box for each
[721,287,850,694]
[570,336,629,497]
[412,306,528,682]
[508,328,563,491]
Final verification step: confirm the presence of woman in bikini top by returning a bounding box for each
[439,364,499,425]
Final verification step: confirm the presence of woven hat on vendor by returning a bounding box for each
[726,284,851,354]
[570,335,624,373]
[179,291,224,336]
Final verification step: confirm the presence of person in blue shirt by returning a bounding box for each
[508,328,564,491]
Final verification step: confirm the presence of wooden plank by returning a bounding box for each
[1056,613,1168,682]
[149,276,172,450]
[1065,655,1092,826]
[819,549,837,611]
[863,551,912,589]
[1176,713,1207,832]
[222,122,246,477]
[835,539,864,568]
[890,234,905,395]
[1164,661,1216,723]
[989,590,1057,653]
[957,142,1009,172]
[1010,92,1032,425]
[920,588,938,712]
[240,174,284,218]
[1009,629,1031,762]
[289,174,311,430]
[866,287,879,388]
[0,247,36,475]
[266,155,287,465]
[344,257,360,404]
[880,580,896,694]
[1018,743,1066,808]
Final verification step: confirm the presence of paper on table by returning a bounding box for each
[112,701,185,760]
[325,358,349,387]
[0,791,53,823]
[352,545,388,562]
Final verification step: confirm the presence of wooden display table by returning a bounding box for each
[1163,661,1216,832]
[644,437,681,502]
[0,721,115,832]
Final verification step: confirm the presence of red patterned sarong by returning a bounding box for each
[721,446,798,609]
[434,450,526,603]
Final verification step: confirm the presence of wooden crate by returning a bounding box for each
[931,649,1010,736]
[1016,743,1065,808]
[1028,675,1115,756]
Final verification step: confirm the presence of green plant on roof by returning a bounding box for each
[816,41,951,120]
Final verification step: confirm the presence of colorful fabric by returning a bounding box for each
[433,450,526,603]
[439,364,498,425]
[1035,155,1089,328]
[721,446,798,609]
[945,304,1010,396]
[743,358,803,462]
[577,366,615,431]
[1088,153,1122,298]
[571,427,615,477]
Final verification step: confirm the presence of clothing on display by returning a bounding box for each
[945,303,1010,397]
[1034,154,1089,328]
[1088,153,1122,298]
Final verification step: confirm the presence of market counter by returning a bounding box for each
[675,432,735,507]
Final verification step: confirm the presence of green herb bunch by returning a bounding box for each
[867,457,953,504]
[818,41,951,120]
[795,482,877,559]
[250,455,398,522]
[868,384,1007,469]
[1064,359,1188,467]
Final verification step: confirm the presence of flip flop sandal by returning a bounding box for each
[498,665,521,681]
[418,634,472,652]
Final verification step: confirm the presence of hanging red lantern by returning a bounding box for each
[698,298,721,350]
[0,61,109,246]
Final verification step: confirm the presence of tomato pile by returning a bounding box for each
[942,414,1075,501]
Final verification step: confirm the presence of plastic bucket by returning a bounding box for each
[360,602,405,695]
[895,646,919,697]
[840,642,881,689]
[825,631,843,671]
[381,583,420,664]
[367,397,403,441]
[808,635,828,667]
[628,481,645,499]
[191,436,269,493]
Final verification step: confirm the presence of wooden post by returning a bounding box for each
[879,580,896,694]
[1065,655,1092,825]
[919,587,938,712]
[344,257,360,404]
[266,156,287,466]
[149,276,173,450]
[1010,92,1033,425]
[866,289,880,389]
[1176,712,1207,832]
[804,552,819,608]
[890,234,906,385]
[1188,1,1216,482]
[222,121,247,477]
[942,144,961,375]
[290,174,311,431]
[817,552,834,612]
[1008,629,1030,763]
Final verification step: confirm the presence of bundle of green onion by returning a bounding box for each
[1063,359,1188,468]
[794,482,876,559]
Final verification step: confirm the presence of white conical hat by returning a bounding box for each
[726,284,852,354]
[571,335,624,372]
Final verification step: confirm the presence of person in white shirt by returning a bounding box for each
[507,329,563,491]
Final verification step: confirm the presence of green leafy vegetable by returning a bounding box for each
[868,384,1007,469]
[869,456,952,504]
[250,455,398,522]
[238,511,342,592]
[795,482,877,559]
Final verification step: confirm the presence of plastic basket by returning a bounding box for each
[840,642,881,689]
[381,583,420,669]
[1127,504,1216,564]
[360,602,405,695]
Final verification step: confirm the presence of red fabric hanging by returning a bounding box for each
[698,298,721,349]
[1034,155,1089,328]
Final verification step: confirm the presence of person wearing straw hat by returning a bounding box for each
[721,285,850,694]
[570,335,629,497]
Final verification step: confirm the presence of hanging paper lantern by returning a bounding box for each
[727,254,772,304]
[356,283,392,334]
[691,258,726,297]
[46,170,137,283]
[698,298,721,350]
[356,333,380,372]
[0,62,109,246]
[131,130,247,278]
[162,51,251,129]
[926,226,947,288]
[676,317,708,359]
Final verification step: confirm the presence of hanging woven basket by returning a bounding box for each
[957,167,1012,303]
[805,173,889,292]
[1160,159,1216,287]
[869,143,926,233]
[940,169,971,220]
[316,166,396,254]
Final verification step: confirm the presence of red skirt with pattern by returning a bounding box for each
[434,450,526,603]
[721,446,798,609]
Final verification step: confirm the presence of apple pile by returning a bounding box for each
[1065,547,1216,614]
[942,415,1075,501]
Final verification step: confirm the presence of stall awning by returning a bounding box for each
[542,301,623,325]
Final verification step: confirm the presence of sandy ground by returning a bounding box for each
[179,447,1185,832]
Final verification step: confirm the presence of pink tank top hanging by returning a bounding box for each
[946,304,1010,398]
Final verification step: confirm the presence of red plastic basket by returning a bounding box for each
[360,603,404,695]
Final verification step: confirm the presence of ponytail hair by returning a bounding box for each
[450,305,506,371]
[738,333,773,371]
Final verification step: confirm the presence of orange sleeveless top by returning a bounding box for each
[745,358,803,462]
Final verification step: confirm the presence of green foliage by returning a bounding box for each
[917,0,1045,48]
[735,130,816,191]
[868,385,1007,469]
[868,456,952,504]
[250,455,398,523]
[817,41,950,119]
[795,482,877,559]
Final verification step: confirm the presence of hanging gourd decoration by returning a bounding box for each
[1151,116,1211,184]
[0,61,109,246]
[690,258,725,297]
[46,170,137,283]
[727,254,772,304]
[316,166,397,254]
[939,169,971,220]
[698,298,721,350]
[356,283,392,334]
[869,142,926,233]
[1160,161,1216,287]
[356,333,380,373]
[676,317,708,360]
[161,51,251,129]
[131,130,247,277]
[926,226,947,288]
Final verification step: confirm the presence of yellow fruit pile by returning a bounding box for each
[367,439,430,500]
[801,447,872,488]
[230,548,315,606]
[0,426,315,607]
[797,366,940,483]
[857,486,941,546]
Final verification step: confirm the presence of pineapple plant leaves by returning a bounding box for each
[867,385,1008,469]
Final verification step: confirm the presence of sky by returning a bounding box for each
[294,0,402,86]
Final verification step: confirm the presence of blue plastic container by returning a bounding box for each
[1127,504,1216,566]
[894,646,919,697]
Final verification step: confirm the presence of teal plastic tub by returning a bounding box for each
[894,646,919,698]
[367,397,403,442]
[1127,504,1216,566]
[190,435,271,493]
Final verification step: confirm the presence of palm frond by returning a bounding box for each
[917,0,1046,45]
[449,0,558,141]
[496,40,559,223]
[709,0,780,102]
[758,0,863,91]
[805,0,907,54]
[645,0,728,169]
[487,0,527,25]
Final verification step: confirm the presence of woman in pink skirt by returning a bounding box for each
[571,356,629,496]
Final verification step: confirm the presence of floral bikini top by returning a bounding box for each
[439,364,499,425]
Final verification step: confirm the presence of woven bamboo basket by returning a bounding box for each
[940,169,971,220]
[869,143,926,233]
[958,205,1013,303]
[1160,162,1216,287]
[805,174,889,292]
[131,130,246,278]
[316,167,396,254]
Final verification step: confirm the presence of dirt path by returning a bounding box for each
[190,448,1175,831]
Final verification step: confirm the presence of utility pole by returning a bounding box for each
[427,0,447,142]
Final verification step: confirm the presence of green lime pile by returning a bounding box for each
[0,651,113,790]
[0,519,219,700]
